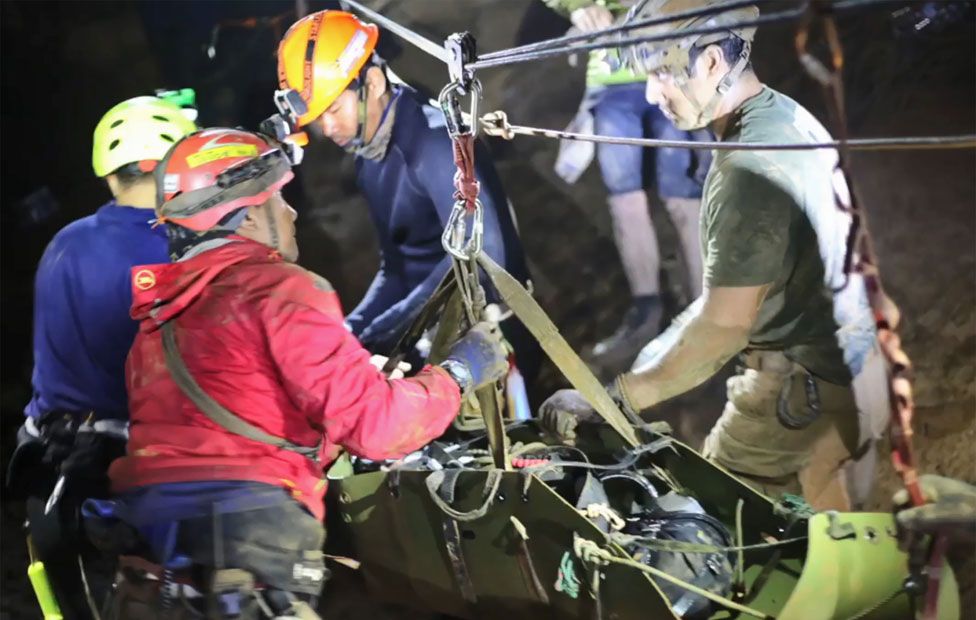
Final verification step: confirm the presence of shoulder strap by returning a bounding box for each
[160,321,320,461]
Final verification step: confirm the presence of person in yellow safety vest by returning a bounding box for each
[544,0,712,374]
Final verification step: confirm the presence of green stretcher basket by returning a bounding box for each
[327,431,959,620]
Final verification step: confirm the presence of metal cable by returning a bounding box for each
[341,0,449,64]
[469,6,807,71]
[479,114,976,151]
[473,0,902,70]
[477,0,778,61]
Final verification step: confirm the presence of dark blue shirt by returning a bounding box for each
[25,202,170,421]
[347,87,530,350]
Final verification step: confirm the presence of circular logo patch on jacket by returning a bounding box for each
[134,269,157,291]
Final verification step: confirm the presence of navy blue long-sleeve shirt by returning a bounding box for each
[25,202,170,421]
[347,87,531,350]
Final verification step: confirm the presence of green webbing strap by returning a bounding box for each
[160,321,320,460]
[478,382,511,469]
[476,254,641,448]
[429,289,464,365]
[383,270,457,372]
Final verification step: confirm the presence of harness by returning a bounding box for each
[160,321,321,462]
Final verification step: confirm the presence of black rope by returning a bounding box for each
[477,0,779,62]
[468,6,808,71]
[469,0,904,72]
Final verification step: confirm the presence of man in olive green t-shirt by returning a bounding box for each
[541,0,886,509]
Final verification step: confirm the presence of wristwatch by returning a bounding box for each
[439,359,473,393]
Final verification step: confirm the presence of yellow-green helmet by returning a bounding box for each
[92,96,198,178]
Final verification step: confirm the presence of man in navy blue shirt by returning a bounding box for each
[277,11,540,384]
[8,95,196,619]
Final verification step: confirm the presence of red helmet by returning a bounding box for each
[155,128,295,232]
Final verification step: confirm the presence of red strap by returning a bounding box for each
[452,134,480,213]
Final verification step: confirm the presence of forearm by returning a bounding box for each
[347,266,402,336]
[335,365,461,461]
[359,257,451,345]
[620,312,748,410]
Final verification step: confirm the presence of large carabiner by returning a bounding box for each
[442,198,484,261]
[438,79,482,139]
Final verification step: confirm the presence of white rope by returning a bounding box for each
[478,111,976,152]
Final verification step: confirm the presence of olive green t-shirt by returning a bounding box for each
[701,87,876,384]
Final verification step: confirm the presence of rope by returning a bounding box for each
[452,133,480,212]
[610,532,807,554]
[572,536,773,619]
[735,498,746,589]
[794,2,944,617]
[578,504,626,531]
[555,551,582,599]
[477,0,772,62]
[479,111,976,152]
[468,5,809,72]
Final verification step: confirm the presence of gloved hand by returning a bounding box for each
[538,389,601,446]
[439,322,509,394]
[570,5,614,33]
[893,474,976,541]
[369,355,411,380]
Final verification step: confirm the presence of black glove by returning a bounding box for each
[439,322,509,394]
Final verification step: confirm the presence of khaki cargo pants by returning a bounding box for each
[702,350,861,511]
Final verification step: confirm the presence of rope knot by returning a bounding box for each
[451,134,480,212]
[572,535,611,568]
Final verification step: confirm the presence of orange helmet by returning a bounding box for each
[277,10,379,128]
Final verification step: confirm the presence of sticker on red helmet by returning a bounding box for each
[186,144,259,168]
[163,174,181,194]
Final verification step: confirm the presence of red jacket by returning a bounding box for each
[108,238,461,520]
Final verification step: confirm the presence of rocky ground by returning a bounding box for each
[2,1,973,618]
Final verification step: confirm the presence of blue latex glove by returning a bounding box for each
[439,322,509,394]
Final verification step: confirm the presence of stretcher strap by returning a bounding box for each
[477,254,641,448]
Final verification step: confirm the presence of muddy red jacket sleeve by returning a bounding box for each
[260,267,461,461]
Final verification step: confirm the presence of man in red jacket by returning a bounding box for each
[105,128,508,617]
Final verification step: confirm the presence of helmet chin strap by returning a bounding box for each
[352,80,370,149]
[680,40,752,128]
[340,66,373,155]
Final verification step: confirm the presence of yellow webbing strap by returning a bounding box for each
[477,254,640,448]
